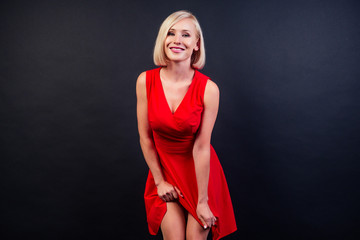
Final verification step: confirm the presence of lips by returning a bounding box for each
[170,46,185,51]
[169,47,185,54]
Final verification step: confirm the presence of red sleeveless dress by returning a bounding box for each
[144,67,237,240]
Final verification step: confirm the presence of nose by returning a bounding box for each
[173,33,181,44]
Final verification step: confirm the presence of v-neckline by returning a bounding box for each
[158,68,197,115]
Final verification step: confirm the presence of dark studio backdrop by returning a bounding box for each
[1,0,359,239]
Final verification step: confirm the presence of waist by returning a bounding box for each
[153,132,194,154]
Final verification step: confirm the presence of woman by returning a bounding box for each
[136,10,237,240]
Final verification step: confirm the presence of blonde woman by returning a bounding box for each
[136,10,237,240]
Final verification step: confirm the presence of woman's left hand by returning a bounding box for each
[196,201,217,229]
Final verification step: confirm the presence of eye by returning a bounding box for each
[183,33,190,37]
[167,32,175,36]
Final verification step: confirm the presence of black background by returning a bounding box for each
[1,0,359,239]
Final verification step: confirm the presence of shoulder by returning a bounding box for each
[195,70,220,103]
[137,71,146,83]
[196,70,219,95]
[136,67,161,86]
[136,71,147,90]
[203,79,219,108]
[204,79,220,99]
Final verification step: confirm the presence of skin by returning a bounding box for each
[136,18,219,240]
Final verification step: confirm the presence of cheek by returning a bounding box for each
[164,37,171,46]
[190,38,198,45]
[187,40,198,49]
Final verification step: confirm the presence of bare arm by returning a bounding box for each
[193,79,219,229]
[136,72,182,201]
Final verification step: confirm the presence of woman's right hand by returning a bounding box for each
[156,181,183,202]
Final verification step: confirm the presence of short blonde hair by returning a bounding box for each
[153,10,206,70]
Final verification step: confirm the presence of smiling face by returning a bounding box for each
[164,18,199,65]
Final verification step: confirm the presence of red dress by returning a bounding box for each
[144,67,237,240]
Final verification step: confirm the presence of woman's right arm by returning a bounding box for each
[136,72,182,202]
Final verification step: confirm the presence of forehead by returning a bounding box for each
[170,18,196,32]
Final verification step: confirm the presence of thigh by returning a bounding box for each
[186,212,210,240]
[160,202,186,240]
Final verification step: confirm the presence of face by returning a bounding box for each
[164,18,200,64]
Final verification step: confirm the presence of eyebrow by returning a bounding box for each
[169,28,191,32]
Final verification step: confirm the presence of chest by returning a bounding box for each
[161,80,192,114]
[148,81,203,137]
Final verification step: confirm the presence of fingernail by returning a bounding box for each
[204,225,207,229]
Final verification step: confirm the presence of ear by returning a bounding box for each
[194,39,200,51]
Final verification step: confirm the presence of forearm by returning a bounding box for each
[140,136,164,186]
[193,146,210,204]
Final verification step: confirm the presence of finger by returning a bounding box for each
[166,192,174,201]
[162,194,169,202]
[205,219,213,228]
[212,218,216,227]
[171,189,178,199]
[204,216,215,228]
[174,186,184,198]
[199,218,208,229]
[213,217,217,226]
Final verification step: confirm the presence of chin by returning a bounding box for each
[167,55,191,63]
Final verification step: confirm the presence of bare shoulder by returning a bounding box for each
[204,79,220,99]
[136,71,146,87]
[136,71,147,98]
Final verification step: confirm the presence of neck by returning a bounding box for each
[162,61,194,81]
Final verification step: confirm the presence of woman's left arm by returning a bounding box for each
[193,79,219,229]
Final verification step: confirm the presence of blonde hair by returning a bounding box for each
[153,10,206,70]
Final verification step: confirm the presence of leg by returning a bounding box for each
[160,202,186,240]
[186,212,210,240]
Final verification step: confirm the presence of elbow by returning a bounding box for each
[193,142,210,157]
[139,134,153,148]
[139,135,147,147]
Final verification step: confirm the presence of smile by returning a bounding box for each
[170,47,185,53]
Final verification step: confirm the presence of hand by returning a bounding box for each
[196,202,217,229]
[156,181,183,202]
